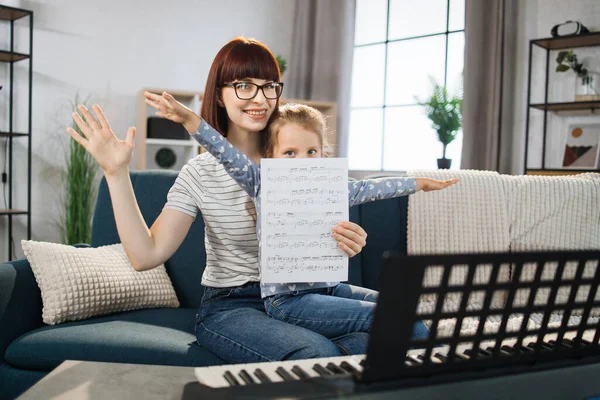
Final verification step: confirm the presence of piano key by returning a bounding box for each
[538,341,555,351]
[275,366,296,382]
[238,369,255,385]
[194,365,230,388]
[486,346,512,356]
[406,355,423,365]
[222,363,257,386]
[501,345,516,354]
[326,362,347,374]
[195,354,366,388]
[343,357,365,373]
[339,361,359,373]
[464,347,492,357]
[253,368,272,384]
[313,363,333,376]
[223,371,240,386]
[291,365,311,379]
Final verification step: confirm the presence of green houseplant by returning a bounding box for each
[556,50,599,99]
[276,54,287,76]
[417,78,463,169]
[61,96,99,244]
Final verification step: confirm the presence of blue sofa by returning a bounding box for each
[0,170,409,399]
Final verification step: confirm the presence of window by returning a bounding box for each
[349,0,465,171]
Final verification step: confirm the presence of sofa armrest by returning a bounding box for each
[0,258,43,359]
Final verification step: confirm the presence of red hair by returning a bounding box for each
[201,36,281,147]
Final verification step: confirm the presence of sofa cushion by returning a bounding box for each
[347,205,363,287]
[5,308,224,371]
[21,241,180,325]
[358,196,409,290]
[91,171,207,309]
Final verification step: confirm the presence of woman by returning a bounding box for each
[67,36,370,363]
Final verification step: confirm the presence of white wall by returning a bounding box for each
[0,0,295,260]
[511,0,600,173]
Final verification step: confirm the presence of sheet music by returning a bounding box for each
[260,158,349,283]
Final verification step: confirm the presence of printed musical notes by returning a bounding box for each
[265,255,345,276]
[260,158,349,283]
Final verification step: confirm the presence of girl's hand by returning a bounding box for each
[332,221,368,258]
[144,91,201,133]
[416,177,459,192]
[67,104,135,177]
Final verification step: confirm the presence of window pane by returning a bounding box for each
[351,44,386,108]
[348,108,384,170]
[388,0,447,40]
[449,0,465,31]
[383,106,441,170]
[445,130,463,169]
[355,0,388,45]
[385,36,446,105]
[446,32,465,95]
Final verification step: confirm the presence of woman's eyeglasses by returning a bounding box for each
[222,81,284,100]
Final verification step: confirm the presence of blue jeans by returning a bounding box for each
[264,283,429,339]
[195,282,370,363]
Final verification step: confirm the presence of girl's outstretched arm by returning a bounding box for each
[348,177,459,207]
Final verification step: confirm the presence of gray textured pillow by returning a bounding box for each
[22,240,180,325]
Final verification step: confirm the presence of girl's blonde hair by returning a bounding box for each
[265,103,333,157]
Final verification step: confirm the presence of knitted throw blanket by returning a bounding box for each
[406,169,511,255]
[406,170,600,309]
[503,173,600,252]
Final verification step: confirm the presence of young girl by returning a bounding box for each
[68,36,373,363]
[144,92,459,340]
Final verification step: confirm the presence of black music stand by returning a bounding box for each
[361,250,600,385]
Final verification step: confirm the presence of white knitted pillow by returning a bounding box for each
[22,240,180,325]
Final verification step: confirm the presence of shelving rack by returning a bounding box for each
[524,32,600,175]
[0,5,32,260]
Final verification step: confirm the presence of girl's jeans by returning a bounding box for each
[264,283,430,339]
[195,282,371,363]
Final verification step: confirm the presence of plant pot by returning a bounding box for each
[574,73,600,101]
[437,158,452,169]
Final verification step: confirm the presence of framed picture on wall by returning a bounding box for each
[562,124,600,169]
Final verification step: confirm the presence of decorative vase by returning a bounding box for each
[574,72,600,101]
[437,158,452,169]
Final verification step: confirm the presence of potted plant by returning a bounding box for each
[556,50,600,100]
[417,78,463,169]
[275,54,287,77]
[61,95,99,244]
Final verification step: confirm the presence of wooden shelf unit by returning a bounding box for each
[524,32,600,175]
[0,4,33,260]
[529,100,600,112]
[134,88,203,170]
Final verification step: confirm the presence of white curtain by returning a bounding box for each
[461,0,519,173]
[286,0,356,157]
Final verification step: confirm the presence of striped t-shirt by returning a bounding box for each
[164,152,260,288]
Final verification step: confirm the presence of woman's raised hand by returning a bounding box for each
[67,104,135,176]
